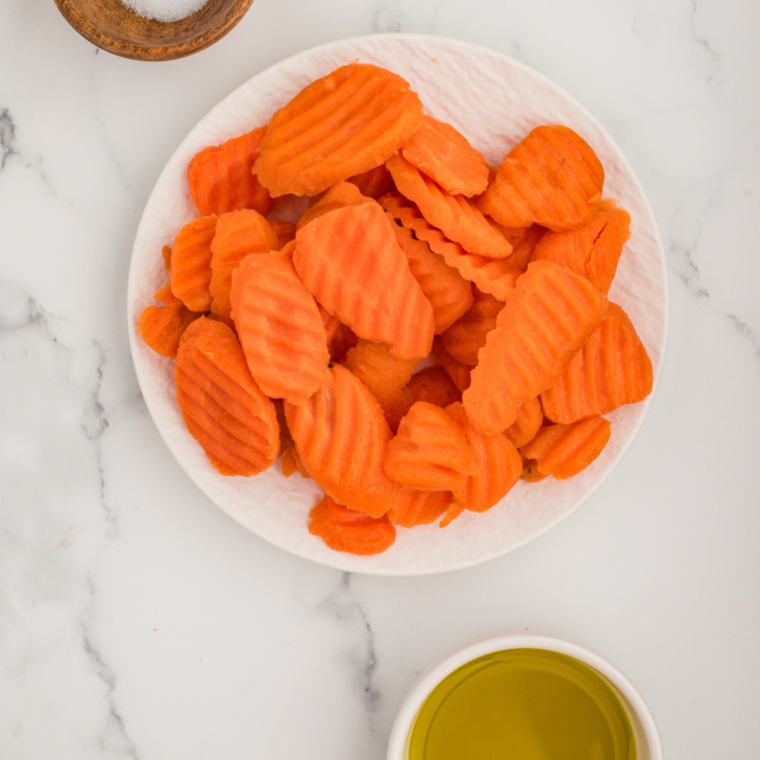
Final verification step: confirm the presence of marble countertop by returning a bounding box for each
[1,0,758,758]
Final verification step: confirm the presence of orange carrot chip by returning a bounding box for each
[285,365,402,518]
[309,495,396,555]
[389,217,473,333]
[296,181,374,230]
[505,397,544,449]
[188,127,272,217]
[383,401,476,491]
[294,203,434,360]
[407,367,462,408]
[401,115,489,197]
[138,284,200,359]
[463,260,608,434]
[387,154,512,258]
[384,386,415,435]
[540,302,653,424]
[343,339,418,416]
[329,322,360,364]
[387,488,452,528]
[230,252,329,405]
[268,218,297,250]
[478,125,604,232]
[445,401,521,513]
[348,164,394,199]
[170,215,218,312]
[521,416,611,479]
[175,318,280,476]
[254,63,424,197]
[432,335,473,393]
[531,200,631,294]
[440,288,503,365]
[209,209,279,319]
[381,192,520,300]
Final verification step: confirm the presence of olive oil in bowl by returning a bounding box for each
[408,648,636,760]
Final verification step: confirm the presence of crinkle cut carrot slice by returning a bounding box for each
[520,455,548,482]
[521,416,611,479]
[505,397,544,448]
[383,401,476,492]
[463,261,608,434]
[170,215,218,312]
[531,200,631,294]
[401,114,489,197]
[209,209,279,319]
[139,284,200,358]
[329,322,360,363]
[188,127,272,217]
[294,203,434,360]
[285,364,402,518]
[254,63,424,197]
[343,340,418,415]
[389,217,473,333]
[384,386,414,434]
[281,446,299,477]
[230,252,328,405]
[387,488,452,528]
[296,181,374,230]
[407,367,462,408]
[309,495,396,555]
[445,402,521,513]
[477,125,604,232]
[432,336,472,392]
[269,219,297,250]
[291,445,310,478]
[540,302,653,424]
[439,499,466,527]
[175,318,280,476]
[318,304,340,345]
[500,224,547,273]
[440,288,503,365]
[381,192,520,301]
[386,155,512,258]
[348,164,394,199]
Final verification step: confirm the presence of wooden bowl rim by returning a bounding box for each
[53,0,254,61]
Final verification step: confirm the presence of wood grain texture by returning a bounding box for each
[53,0,253,61]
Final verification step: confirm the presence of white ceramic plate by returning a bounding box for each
[127,34,668,576]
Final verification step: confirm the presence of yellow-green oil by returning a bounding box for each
[408,649,636,760]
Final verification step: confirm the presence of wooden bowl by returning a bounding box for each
[53,0,254,61]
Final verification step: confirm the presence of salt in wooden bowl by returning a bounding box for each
[53,0,254,61]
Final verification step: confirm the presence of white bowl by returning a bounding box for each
[387,633,664,760]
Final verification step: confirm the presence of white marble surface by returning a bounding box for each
[0,0,758,758]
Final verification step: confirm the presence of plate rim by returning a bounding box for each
[127,32,670,576]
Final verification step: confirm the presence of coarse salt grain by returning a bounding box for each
[119,0,209,22]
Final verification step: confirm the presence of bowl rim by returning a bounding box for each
[53,0,254,61]
[386,632,664,760]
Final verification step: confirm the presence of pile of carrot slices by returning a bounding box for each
[139,62,653,556]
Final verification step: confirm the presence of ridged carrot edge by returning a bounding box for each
[387,155,512,258]
[175,318,280,476]
[309,495,396,555]
[383,401,476,492]
[463,260,608,434]
[285,364,402,517]
[230,252,328,405]
[381,192,520,300]
[521,416,611,479]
